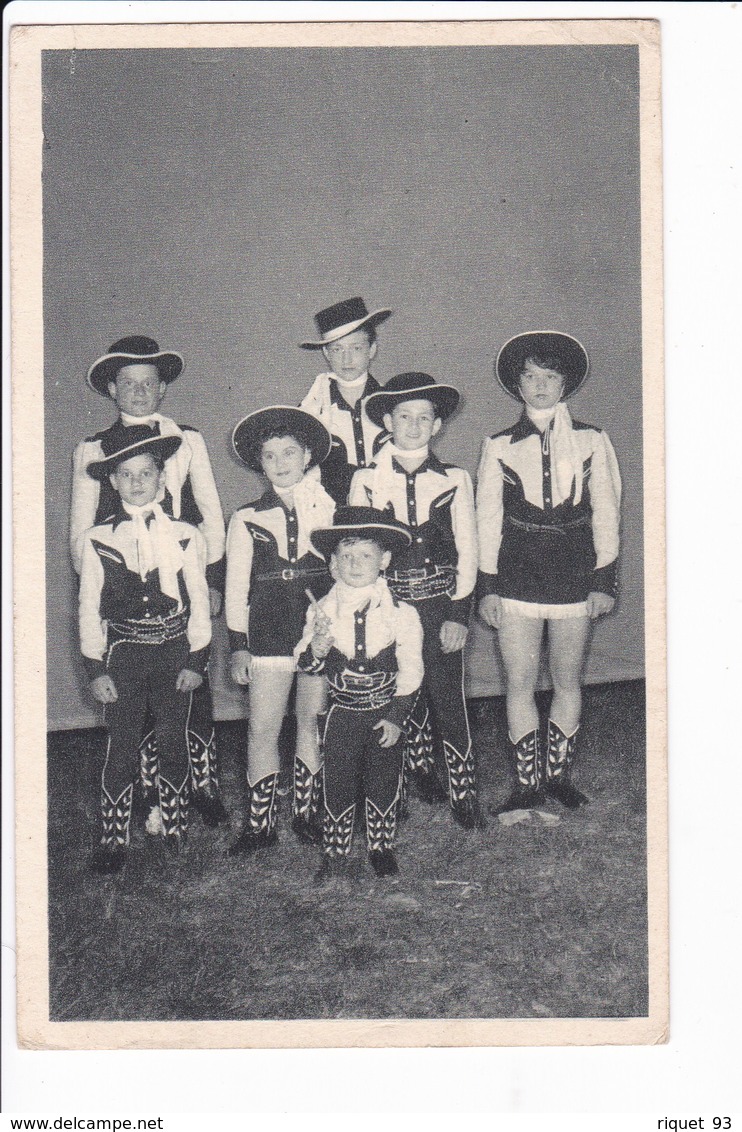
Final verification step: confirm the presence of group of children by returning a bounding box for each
[71,297,621,880]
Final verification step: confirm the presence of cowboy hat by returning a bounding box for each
[364,372,460,428]
[496,332,590,400]
[232,406,332,472]
[87,335,184,397]
[86,425,182,480]
[300,297,392,350]
[309,506,412,561]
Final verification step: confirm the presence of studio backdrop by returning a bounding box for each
[42,45,644,730]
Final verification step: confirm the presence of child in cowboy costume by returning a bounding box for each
[70,336,227,827]
[295,507,423,880]
[349,373,480,830]
[225,407,336,856]
[476,332,621,813]
[78,430,211,874]
[300,297,393,505]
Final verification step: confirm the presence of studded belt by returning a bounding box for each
[255,565,328,582]
[506,514,591,534]
[108,609,189,645]
[387,564,457,602]
[328,669,397,711]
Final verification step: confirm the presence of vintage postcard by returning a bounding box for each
[9,16,666,1049]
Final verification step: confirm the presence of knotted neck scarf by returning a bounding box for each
[526,401,586,506]
[120,499,183,605]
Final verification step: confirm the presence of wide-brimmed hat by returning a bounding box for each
[232,406,332,472]
[87,335,184,397]
[86,425,182,480]
[310,506,412,561]
[300,297,392,350]
[364,372,460,428]
[496,332,590,400]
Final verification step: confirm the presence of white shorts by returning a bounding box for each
[500,597,589,621]
[250,655,297,673]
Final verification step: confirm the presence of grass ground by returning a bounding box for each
[47,680,647,1022]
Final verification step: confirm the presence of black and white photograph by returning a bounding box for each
[9,15,666,1051]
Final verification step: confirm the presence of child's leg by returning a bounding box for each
[292,673,326,840]
[96,643,150,863]
[416,598,477,823]
[545,616,592,807]
[148,638,192,847]
[321,706,364,858]
[546,616,591,735]
[187,675,228,825]
[498,610,545,740]
[363,711,404,850]
[228,665,294,854]
[492,610,547,812]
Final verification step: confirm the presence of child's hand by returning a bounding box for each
[311,629,335,660]
[311,611,335,660]
[90,674,118,704]
[208,588,223,618]
[586,592,615,620]
[373,719,401,748]
[176,668,203,693]
[479,594,503,630]
[230,650,253,685]
[440,620,468,653]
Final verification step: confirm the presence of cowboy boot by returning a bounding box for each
[405,707,447,803]
[444,741,483,830]
[291,759,323,846]
[314,803,355,884]
[189,727,229,827]
[159,775,190,855]
[544,720,590,808]
[366,799,400,877]
[90,783,134,874]
[489,728,545,815]
[228,773,279,857]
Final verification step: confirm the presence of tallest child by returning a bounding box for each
[300,297,392,505]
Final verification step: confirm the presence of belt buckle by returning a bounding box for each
[281,568,297,581]
[404,568,427,581]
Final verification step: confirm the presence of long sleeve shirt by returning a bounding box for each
[348,445,478,624]
[70,413,226,591]
[294,579,424,727]
[225,477,335,657]
[475,410,621,601]
[78,508,211,680]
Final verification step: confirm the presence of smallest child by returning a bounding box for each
[79,429,212,874]
[295,506,424,881]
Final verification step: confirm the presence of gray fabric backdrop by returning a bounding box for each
[42,45,643,730]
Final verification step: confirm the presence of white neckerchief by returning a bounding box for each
[119,412,188,519]
[121,499,182,604]
[328,371,368,390]
[388,441,430,464]
[526,401,585,505]
[274,472,334,554]
[331,577,396,624]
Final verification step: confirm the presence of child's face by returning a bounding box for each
[108,363,167,417]
[383,399,442,451]
[260,435,310,489]
[518,361,565,410]
[109,453,163,507]
[322,329,376,383]
[331,539,391,588]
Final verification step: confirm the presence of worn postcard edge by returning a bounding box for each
[9,17,667,1050]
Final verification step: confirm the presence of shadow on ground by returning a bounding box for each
[47,680,648,1022]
